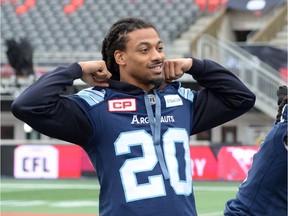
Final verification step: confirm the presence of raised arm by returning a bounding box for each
[163,57,255,134]
[188,58,256,134]
[11,61,111,145]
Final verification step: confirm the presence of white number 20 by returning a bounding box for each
[114,128,192,202]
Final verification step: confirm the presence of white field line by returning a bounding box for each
[194,186,238,191]
[0,200,99,208]
[1,183,236,191]
[1,183,234,212]
[1,200,222,214]
[0,183,100,190]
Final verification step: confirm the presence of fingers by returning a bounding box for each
[93,81,110,87]
[79,60,108,75]
[93,68,112,81]
[91,70,111,87]
[83,75,110,87]
[79,61,112,87]
[164,60,184,82]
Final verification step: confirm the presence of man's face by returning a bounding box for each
[117,28,165,91]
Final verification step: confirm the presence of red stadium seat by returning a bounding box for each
[15,5,28,15]
[195,0,227,12]
[64,0,84,15]
[64,4,77,15]
[24,0,36,8]
[71,0,84,7]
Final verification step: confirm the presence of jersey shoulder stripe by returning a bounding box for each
[280,104,287,122]
[76,87,106,106]
[178,87,194,102]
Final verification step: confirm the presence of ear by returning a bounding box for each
[114,50,126,66]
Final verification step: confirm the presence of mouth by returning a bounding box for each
[148,64,163,74]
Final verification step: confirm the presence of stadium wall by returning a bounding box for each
[1,143,259,181]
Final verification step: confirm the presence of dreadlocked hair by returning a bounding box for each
[101,17,157,80]
[276,96,287,123]
[276,86,287,146]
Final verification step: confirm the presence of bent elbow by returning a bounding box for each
[11,98,33,122]
[246,92,256,109]
[11,99,25,120]
[227,91,256,111]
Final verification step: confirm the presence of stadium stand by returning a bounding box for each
[1,0,200,54]
[0,0,287,151]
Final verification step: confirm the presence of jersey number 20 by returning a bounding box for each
[114,128,192,202]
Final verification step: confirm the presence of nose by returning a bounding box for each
[151,48,164,61]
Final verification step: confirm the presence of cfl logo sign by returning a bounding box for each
[14,145,59,179]
[108,98,137,112]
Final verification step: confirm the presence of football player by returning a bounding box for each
[12,17,255,216]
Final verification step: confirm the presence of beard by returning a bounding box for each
[130,72,164,90]
[151,77,164,89]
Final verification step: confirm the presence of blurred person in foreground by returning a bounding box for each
[224,85,287,216]
[11,17,255,216]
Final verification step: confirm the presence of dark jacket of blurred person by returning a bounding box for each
[224,85,288,216]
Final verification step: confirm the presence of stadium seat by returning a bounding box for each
[1,0,200,52]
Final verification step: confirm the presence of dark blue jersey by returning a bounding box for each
[12,58,255,216]
[224,105,288,216]
[68,81,197,215]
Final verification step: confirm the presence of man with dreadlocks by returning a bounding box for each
[12,17,255,216]
[224,85,287,216]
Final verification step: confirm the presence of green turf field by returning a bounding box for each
[0,178,241,216]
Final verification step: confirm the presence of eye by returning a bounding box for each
[157,46,164,52]
[140,48,149,53]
